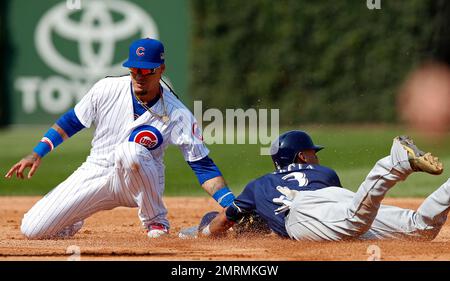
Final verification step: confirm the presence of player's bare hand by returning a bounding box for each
[5,153,41,179]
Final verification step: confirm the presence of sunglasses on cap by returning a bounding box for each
[129,67,159,76]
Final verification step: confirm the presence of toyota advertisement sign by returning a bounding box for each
[8,0,189,124]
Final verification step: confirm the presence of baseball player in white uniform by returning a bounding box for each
[5,38,236,239]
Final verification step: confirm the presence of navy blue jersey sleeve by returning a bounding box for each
[225,181,257,222]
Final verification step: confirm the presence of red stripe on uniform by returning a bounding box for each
[41,137,54,151]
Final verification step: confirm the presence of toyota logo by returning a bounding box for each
[35,0,158,79]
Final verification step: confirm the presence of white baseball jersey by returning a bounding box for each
[76,75,209,166]
[21,76,209,239]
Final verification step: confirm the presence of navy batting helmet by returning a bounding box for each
[270,130,324,169]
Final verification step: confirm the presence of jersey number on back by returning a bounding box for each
[282,172,308,187]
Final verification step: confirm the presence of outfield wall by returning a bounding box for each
[1,0,189,125]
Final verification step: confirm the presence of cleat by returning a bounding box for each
[147,223,169,238]
[395,136,443,175]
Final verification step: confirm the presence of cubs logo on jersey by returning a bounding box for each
[129,125,163,150]
[192,122,204,142]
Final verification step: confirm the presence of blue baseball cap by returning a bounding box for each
[123,38,165,69]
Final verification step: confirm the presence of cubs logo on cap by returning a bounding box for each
[136,47,145,56]
[129,125,163,150]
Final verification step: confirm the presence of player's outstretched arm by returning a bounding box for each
[202,176,236,208]
[187,156,236,208]
[4,107,84,180]
[4,123,69,180]
[201,176,227,196]
[206,210,235,237]
[5,152,41,179]
[178,209,235,239]
[192,209,234,238]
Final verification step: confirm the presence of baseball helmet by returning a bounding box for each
[270,130,324,169]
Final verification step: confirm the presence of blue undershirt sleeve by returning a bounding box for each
[56,108,86,137]
[187,156,223,185]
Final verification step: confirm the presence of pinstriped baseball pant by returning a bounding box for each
[21,142,168,239]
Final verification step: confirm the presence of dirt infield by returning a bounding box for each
[0,196,449,261]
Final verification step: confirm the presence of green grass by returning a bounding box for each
[1,125,449,197]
